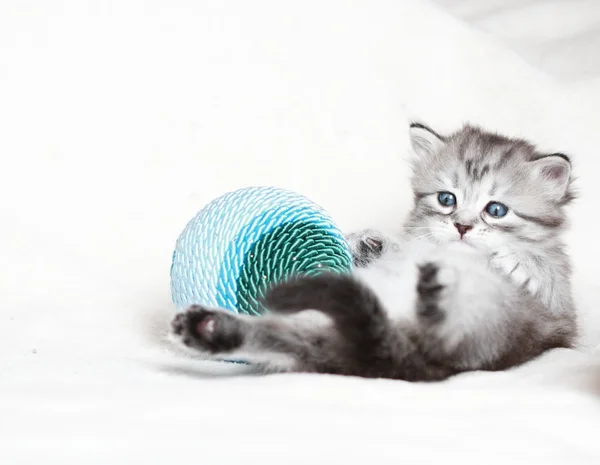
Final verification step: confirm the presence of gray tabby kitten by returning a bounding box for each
[170,123,577,381]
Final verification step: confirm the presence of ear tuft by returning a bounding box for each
[531,154,572,200]
[409,122,446,158]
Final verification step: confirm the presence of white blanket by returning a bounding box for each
[434,0,600,82]
[1,1,599,463]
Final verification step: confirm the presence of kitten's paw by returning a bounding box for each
[489,253,540,297]
[416,262,456,324]
[171,305,244,354]
[345,229,385,267]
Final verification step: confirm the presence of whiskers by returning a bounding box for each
[403,225,448,243]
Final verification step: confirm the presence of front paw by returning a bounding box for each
[171,305,244,353]
[489,253,539,296]
[345,229,385,267]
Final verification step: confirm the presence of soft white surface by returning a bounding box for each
[1,1,600,463]
[434,0,600,82]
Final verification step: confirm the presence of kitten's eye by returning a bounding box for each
[437,191,456,207]
[485,202,508,218]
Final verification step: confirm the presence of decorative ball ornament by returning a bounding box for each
[170,186,353,315]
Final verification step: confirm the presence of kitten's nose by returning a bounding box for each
[454,223,473,238]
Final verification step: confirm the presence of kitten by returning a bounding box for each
[169,123,577,381]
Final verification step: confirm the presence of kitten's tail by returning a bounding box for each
[262,273,390,346]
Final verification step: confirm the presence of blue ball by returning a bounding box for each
[170,186,353,315]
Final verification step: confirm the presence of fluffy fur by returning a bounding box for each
[169,123,577,381]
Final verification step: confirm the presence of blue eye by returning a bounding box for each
[438,192,456,207]
[486,202,508,218]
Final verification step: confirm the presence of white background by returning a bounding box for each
[435,0,600,82]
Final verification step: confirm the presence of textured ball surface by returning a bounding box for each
[170,187,352,315]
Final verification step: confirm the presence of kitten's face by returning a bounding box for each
[406,124,573,253]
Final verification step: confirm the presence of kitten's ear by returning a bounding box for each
[530,154,572,200]
[409,122,446,158]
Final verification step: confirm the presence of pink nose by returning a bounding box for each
[454,223,473,238]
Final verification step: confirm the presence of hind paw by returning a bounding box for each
[416,262,456,324]
[171,305,244,353]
